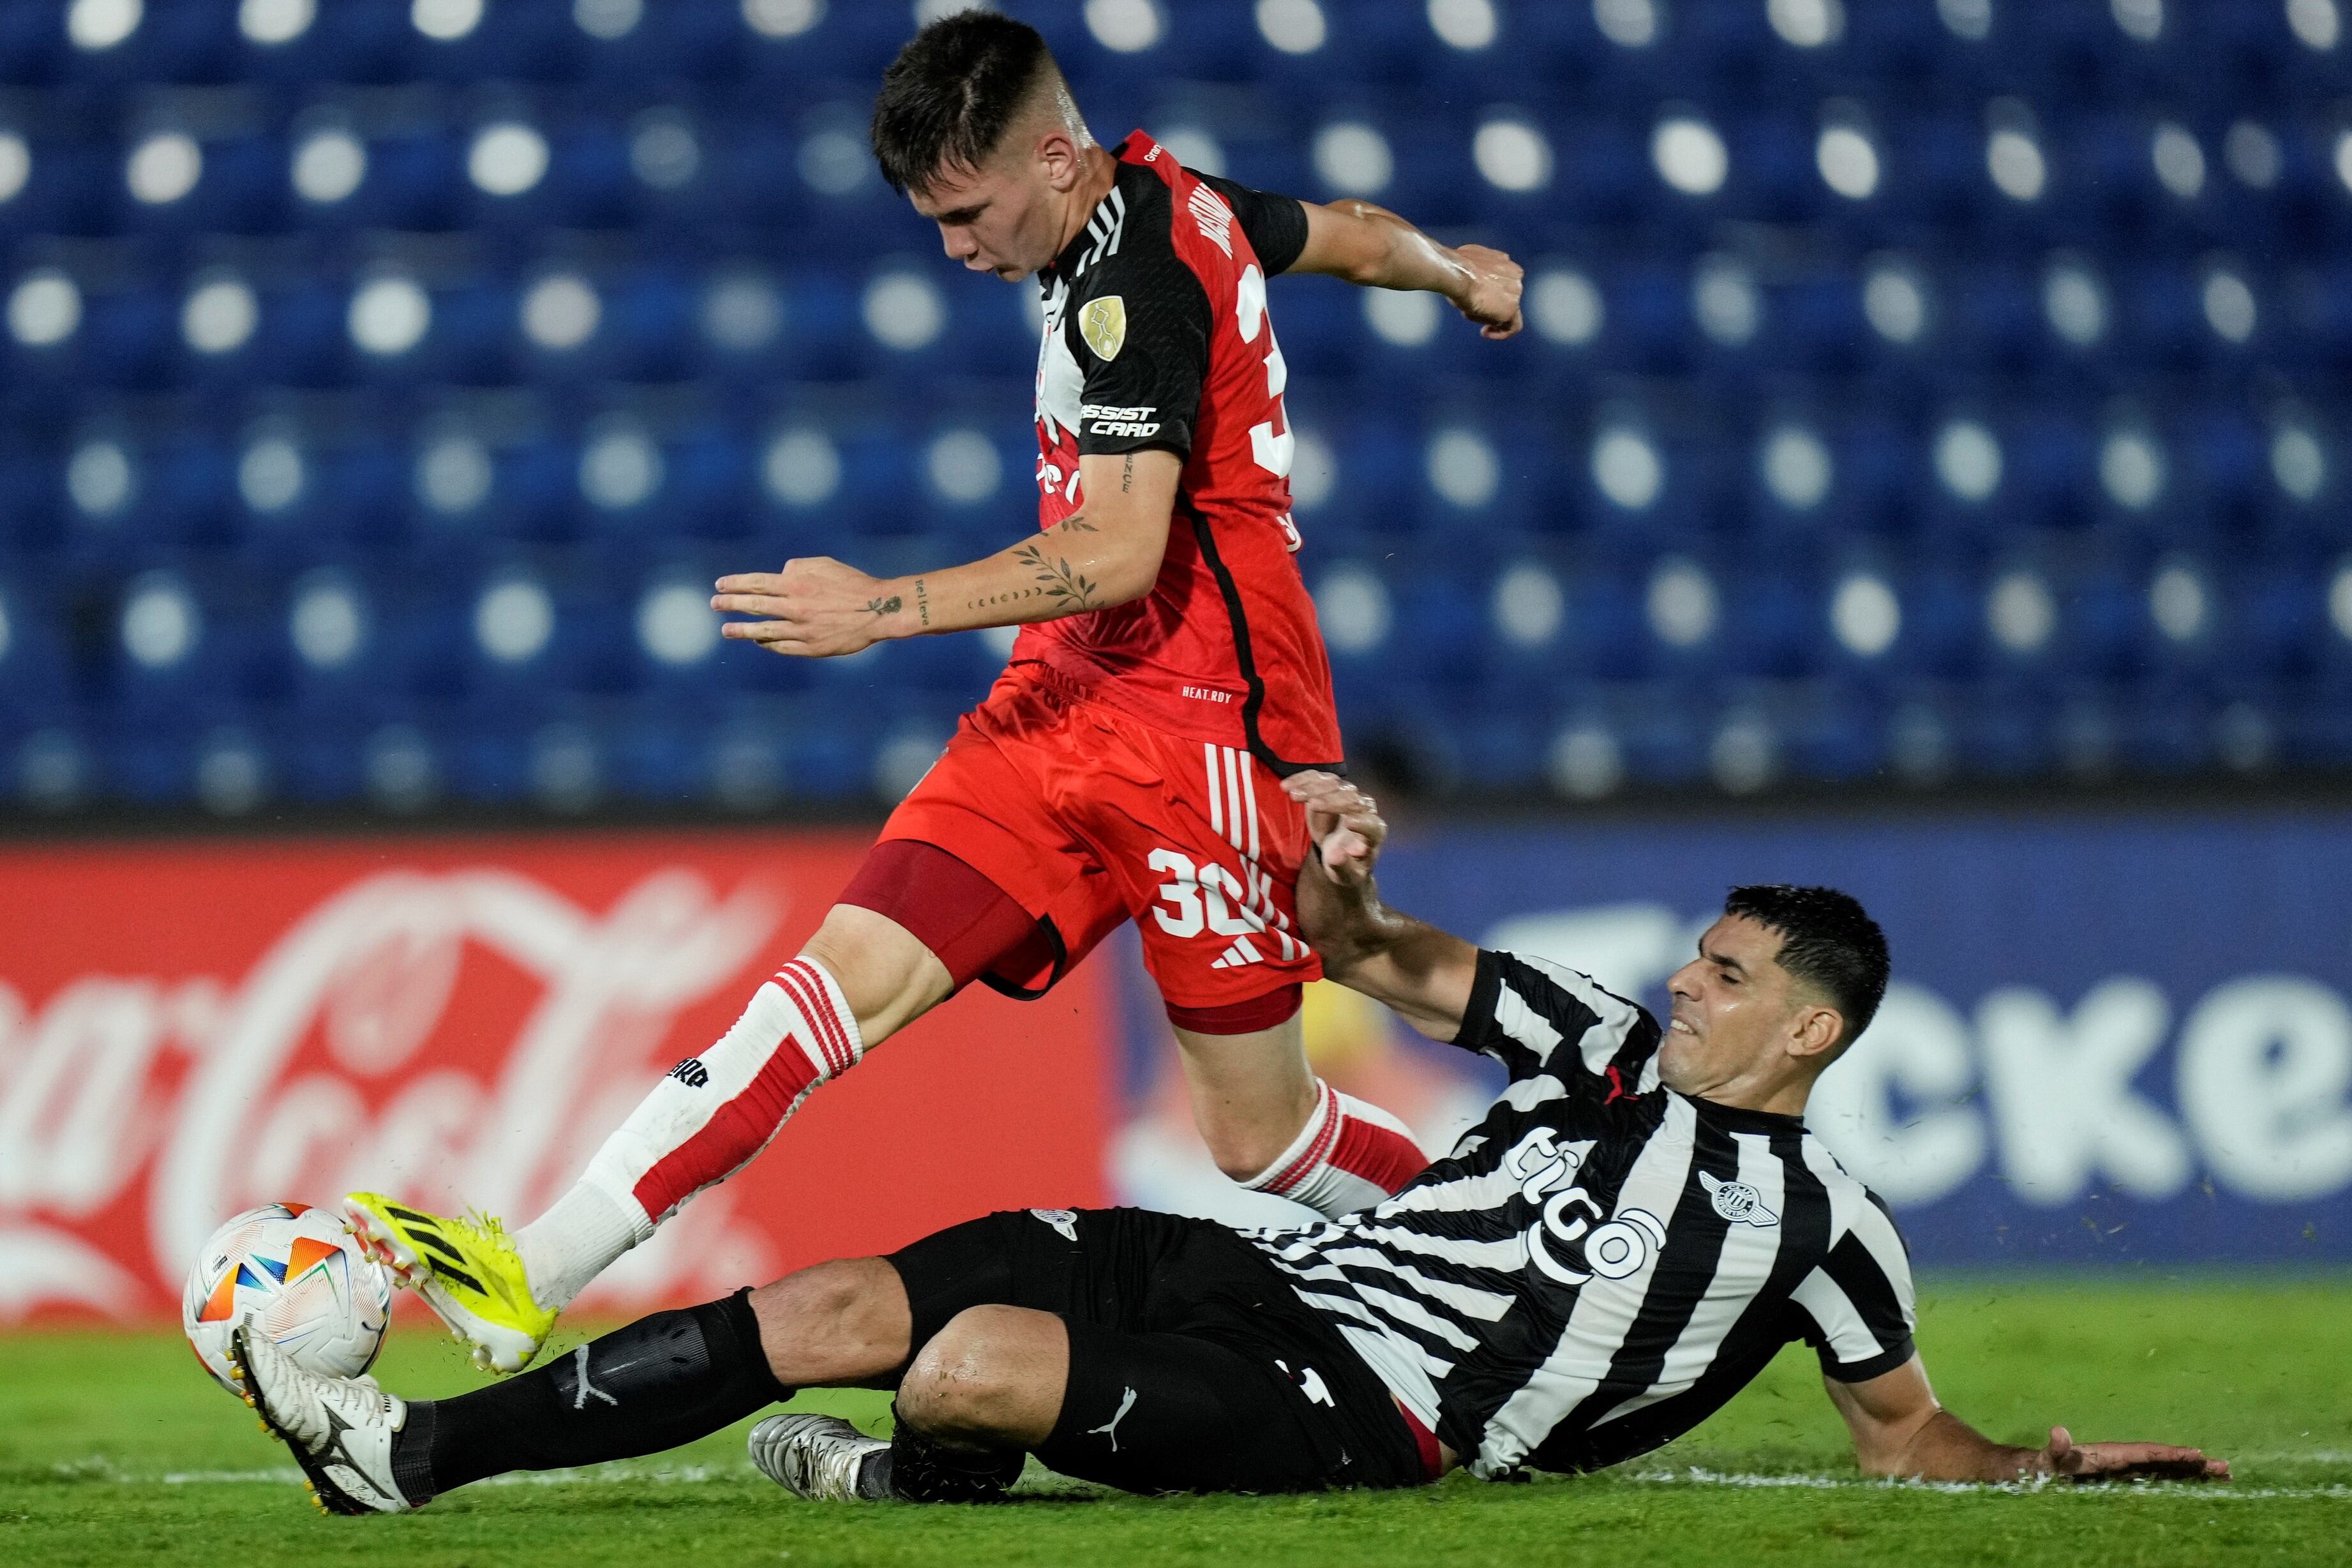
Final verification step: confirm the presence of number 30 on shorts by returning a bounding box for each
[1147,848,1257,939]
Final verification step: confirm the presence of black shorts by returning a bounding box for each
[887,1206,1428,1495]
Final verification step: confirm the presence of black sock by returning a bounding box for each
[391,1288,790,1502]
[877,1405,1025,1503]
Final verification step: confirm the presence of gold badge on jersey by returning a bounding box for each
[1079,295,1127,361]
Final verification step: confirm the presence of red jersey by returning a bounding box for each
[1013,133,1343,773]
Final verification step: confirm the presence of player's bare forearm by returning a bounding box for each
[1284,771,1479,1041]
[1292,199,1524,338]
[1858,1405,2048,1482]
[1825,1359,2228,1484]
[712,449,1180,656]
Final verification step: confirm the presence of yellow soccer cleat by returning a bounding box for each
[341,1193,556,1374]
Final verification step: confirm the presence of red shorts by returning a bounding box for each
[876,664,1322,1017]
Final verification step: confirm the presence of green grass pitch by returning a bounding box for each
[6,1274,2347,1567]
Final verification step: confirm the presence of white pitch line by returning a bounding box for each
[57,1460,2352,1502]
[135,1463,761,1486]
[1627,1467,2352,1501]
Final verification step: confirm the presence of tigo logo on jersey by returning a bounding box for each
[1080,295,1127,361]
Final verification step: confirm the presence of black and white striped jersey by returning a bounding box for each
[1242,949,1918,1479]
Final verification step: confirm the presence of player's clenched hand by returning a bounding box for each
[713,558,901,659]
[1449,244,1524,340]
[1282,770,1386,889]
[2039,1426,2229,1483]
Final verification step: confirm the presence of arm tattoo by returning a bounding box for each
[1120,454,1135,494]
[864,595,903,618]
[913,578,931,628]
[1054,513,1098,533]
[1010,542,1102,613]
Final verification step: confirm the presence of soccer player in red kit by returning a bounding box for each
[343,11,1527,1374]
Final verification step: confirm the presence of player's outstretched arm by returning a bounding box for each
[1291,199,1524,339]
[712,449,1181,657]
[1824,1354,2229,1484]
[1283,770,1479,1041]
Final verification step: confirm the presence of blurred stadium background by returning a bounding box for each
[0,0,2346,810]
[2,0,2348,1440]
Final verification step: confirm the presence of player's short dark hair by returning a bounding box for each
[870,11,1058,196]
[1722,885,1889,1047]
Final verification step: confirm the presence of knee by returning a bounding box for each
[746,1257,907,1385]
[799,905,950,1043]
[896,1306,1054,1444]
[1201,1125,1289,1185]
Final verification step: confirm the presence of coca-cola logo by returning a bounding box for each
[1,864,783,1320]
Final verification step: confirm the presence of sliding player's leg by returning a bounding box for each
[758,1206,1430,1501]
[345,698,1093,1373]
[240,1206,1424,1514]
[239,1253,920,1513]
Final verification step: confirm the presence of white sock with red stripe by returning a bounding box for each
[1240,1080,1428,1220]
[513,956,863,1311]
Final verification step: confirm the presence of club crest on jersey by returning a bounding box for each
[1079,295,1127,361]
[1698,1171,1779,1227]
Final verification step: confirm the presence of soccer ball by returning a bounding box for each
[182,1202,394,1394]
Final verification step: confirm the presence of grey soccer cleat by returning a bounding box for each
[748,1412,892,1501]
[230,1325,414,1516]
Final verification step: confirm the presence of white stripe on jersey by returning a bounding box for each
[1378,1164,1540,1216]
[1489,976,1566,1063]
[1074,186,1127,277]
[1335,1322,1444,1430]
[1240,752,1260,860]
[1232,747,1251,846]
[1346,1279,1485,1355]
[1802,1135,1865,1250]
[1477,1094,1700,1477]
[1513,953,1656,1082]
[1309,1245,1518,1322]
[1593,1130,1790,1430]
[1203,743,1222,840]
[1344,1220,1532,1274]
[1788,1267,1882,1366]
[1187,745,1304,964]
[1843,1177,1918,1322]
[1497,1075,1569,1112]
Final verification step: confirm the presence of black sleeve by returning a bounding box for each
[1453,949,1664,1090]
[1194,171,1311,276]
[1064,244,1210,462]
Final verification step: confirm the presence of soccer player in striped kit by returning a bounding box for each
[245,775,2224,1512]
[342,11,1526,1373]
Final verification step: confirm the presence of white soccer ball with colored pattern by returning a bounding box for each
[182,1202,393,1394]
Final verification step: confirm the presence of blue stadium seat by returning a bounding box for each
[591,0,744,84]
[363,133,468,232]
[258,0,421,86]
[434,278,524,386]
[0,0,2337,807]
[79,286,179,390]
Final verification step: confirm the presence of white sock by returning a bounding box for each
[513,1183,644,1313]
[513,957,864,1311]
[1241,1080,1428,1220]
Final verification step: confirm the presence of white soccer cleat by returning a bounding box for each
[230,1324,414,1516]
[748,1413,891,1502]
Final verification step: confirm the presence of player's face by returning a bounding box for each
[910,155,1061,281]
[1658,916,1805,1096]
